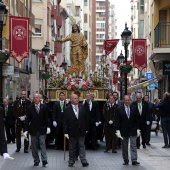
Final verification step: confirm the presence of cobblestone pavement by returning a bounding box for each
[0,132,170,170]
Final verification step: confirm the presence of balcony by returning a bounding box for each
[56,16,62,28]
[150,22,170,61]
[154,22,170,48]
[96,17,105,21]
[96,6,105,10]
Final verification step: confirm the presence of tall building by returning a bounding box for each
[148,0,170,98]
[95,0,109,67]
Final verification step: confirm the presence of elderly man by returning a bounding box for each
[115,95,140,165]
[24,93,51,166]
[132,93,150,149]
[63,94,89,167]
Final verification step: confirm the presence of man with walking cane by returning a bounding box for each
[63,94,89,167]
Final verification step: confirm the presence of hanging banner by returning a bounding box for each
[10,16,29,63]
[113,71,118,85]
[103,39,119,56]
[132,39,147,71]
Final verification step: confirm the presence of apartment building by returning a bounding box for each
[148,0,170,98]
[2,0,35,99]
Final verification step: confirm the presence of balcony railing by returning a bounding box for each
[96,6,105,10]
[154,22,170,48]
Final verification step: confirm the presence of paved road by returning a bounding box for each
[0,132,170,170]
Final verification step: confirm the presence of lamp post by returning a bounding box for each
[42,42,50,95]
[0,1,8,106]
[117,51,125,100]
[61,57,67,71]
[121,23,132,95]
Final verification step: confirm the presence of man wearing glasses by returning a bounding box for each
[13,91,31,153]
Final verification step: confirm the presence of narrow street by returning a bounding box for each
[0,132,170,170]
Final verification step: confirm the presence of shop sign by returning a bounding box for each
[163,61,170,75]
[2,66,14,75]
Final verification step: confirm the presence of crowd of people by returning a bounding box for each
[1,90,170,167]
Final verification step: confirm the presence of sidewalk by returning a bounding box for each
[0,132,170,170]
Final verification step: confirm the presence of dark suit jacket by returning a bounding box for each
[131,101,150,126]
[63,104,89,138]
[84,100,100,124]
[116,104,140,137]
[0,107,7,154]
[52,101,67,126]
[13,99,31,126]
[25,103,50,136]
[4,104,15,126]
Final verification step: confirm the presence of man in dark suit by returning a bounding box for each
[113,91,123,106]
[115,95,140,165]
[24,93,51,166]
[143,95,156,145]
[52,92,67,150]
[63,94,89,167]
[3,99,15,144]
[0,106,14,159]
[13,91,31,153]
[103,95,118,153]
[84,92,100,150]
[132,93,150,149]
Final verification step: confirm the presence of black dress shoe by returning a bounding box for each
[12,141,15,144]
[146,143,151,146]
[143,145,146,149]
[162,145,169,148]
[132,161,140,165]
[123,161,129,165]
[92,147,98,150]
[42,161,48,166]
[137,146,140,149]
[68,163,73,167]
[104,149,109,153]
[112,150,117,153]
[24,150,28,153]
[15,149,20,152]
[34,162,39,166]
[82,162,89,167]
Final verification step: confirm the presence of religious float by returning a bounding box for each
[46,66,109,101]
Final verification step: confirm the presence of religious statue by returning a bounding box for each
[56,24,88,73]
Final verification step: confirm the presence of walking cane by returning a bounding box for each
[64,136,66,160]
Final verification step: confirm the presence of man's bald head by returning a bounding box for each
[136,93,142,103]
[70,94,79,105]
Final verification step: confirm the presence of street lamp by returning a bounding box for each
[41,42,50,95]
[61,57,67,71]
[117,51,125,100]
[0,1,8,106]
[121,23,132,95]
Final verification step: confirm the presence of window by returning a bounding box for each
[84,31,88,40]
[84,14,87,23]
[33,19,42,37]
[84,0,88,6]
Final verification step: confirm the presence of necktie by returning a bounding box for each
[138,103,142,115]
[60,101,64,112]
[5,106,8,116]
[35,105,40,114]
[127,107,130,118]
[74,105,78,119]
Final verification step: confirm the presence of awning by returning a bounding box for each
[127,78,157,92]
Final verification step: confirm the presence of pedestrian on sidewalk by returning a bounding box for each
[63,94,89,167]
[24,93,51,167]
[156,92,170,148]
[115,95,140,166]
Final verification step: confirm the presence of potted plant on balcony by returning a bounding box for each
[0,49,10,62]
[120,64,133,74]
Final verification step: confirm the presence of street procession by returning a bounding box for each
[0,0,170,170]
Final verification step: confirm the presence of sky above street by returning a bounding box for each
[112,0,131,53]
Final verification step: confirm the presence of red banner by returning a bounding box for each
[10,16,29,63]
[113,71,118,85]
[132,39,147,71]
[103,39,119,55]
